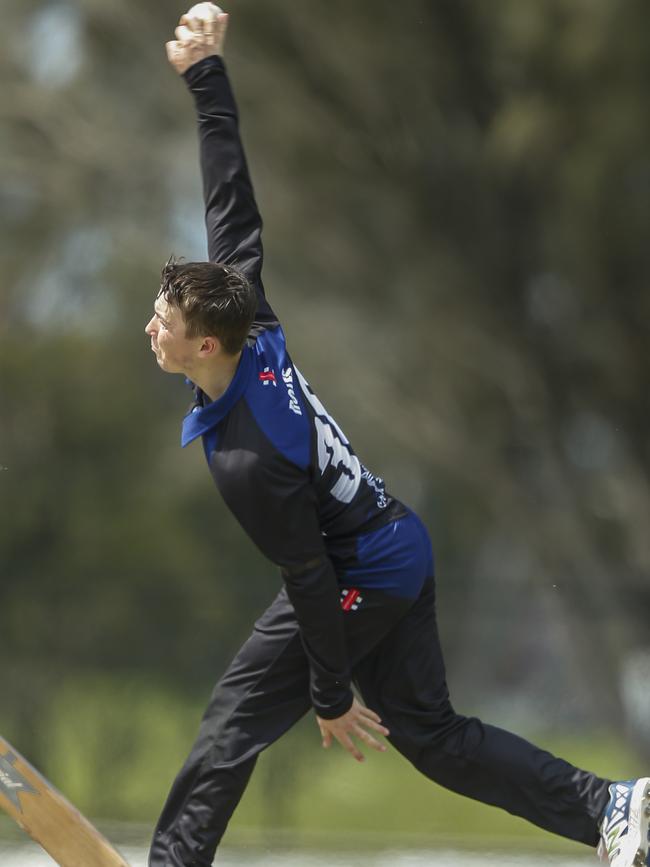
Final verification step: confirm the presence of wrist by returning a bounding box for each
[182,54,224,84]
[313,690,354,721]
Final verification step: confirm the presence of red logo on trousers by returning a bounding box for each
[340,588,363,611]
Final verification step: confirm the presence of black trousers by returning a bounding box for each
[149,577,610,867]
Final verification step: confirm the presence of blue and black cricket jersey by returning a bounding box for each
[180,57,433,719]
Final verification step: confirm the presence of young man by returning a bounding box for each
[147,5,650,866]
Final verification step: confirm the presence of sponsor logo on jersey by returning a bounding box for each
[340,588,363,611]
[361,467,389,509]
[281,367,303,416]
[259,367,277,387]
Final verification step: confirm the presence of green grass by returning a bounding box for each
[1,677,642,855]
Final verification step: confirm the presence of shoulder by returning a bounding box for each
[243,326,311,470]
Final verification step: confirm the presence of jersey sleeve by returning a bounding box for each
[183,56,276,326]
[216,446,354,720]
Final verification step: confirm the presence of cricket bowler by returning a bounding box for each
[146,5,650,866]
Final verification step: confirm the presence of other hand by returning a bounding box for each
[316,698,390,763]
[166,3,229,75]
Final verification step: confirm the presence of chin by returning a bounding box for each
[158,357,182,374]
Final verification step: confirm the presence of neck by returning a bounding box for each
[190,351,242,403]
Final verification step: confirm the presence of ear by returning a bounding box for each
[198,336,220,357]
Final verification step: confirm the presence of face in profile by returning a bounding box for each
[144,296,204,375]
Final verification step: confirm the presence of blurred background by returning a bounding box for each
[2,0,650,862]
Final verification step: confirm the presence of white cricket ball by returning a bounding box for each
[186,3,223,18]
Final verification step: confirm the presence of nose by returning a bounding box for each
[145,316,157,336]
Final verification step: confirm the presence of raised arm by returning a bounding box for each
[166,3,275,323]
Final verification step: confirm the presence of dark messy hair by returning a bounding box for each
[158,256,257,355]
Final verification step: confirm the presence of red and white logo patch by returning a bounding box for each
[259,367,277,387]
[340,588,363,611]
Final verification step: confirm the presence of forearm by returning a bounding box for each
[226,458,352,717]
[184,57,263,275]
[282,557,354,720]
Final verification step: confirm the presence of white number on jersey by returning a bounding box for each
[295,368,361,504]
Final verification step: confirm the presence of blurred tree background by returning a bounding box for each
[2,0,650,854]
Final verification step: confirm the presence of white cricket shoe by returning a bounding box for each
[598,778,650,866]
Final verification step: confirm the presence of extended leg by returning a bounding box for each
[149,590,311,867]
[353,577,611,846]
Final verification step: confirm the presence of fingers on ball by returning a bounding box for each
[175,24,196,42]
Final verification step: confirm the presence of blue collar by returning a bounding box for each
[181,347,253,447]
